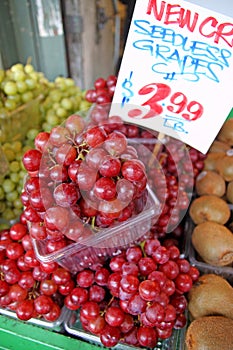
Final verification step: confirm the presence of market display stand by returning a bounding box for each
[0,315,97,350]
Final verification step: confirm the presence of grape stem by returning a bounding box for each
[148,132,165,168]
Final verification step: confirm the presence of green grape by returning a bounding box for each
[2,179,15,193]
[13,198,23,209]
[22,145,32,153]
[16,80,27,93]
[4,148,15,161]
[13,207,23,218]
[52,102,60,110]
[61,97,73,110]
[21,91,33,103]
[55,78,67,91]
[11,63,24,72]
[29,71,39,81]
[10,172,20,183]
[13,70,26,81]
[4,98,17,111]
[26,128,39,141]
[6,190,18,202]
[24,64,34,74]
[56,107,67,118]
[46,114,59,126]
[8,93,21,104]
[65,78,75,86]
[4,81,18,95]
[2,142,12,150]
[25,78,37,90]
[0,202,6,213]
[17,182,24,193]
[9,160,20,172]
[12,141,22,152]
[3,207,15,221]
[54,76,65,85]
[42,122,52,132]
[19,169,26,178]
[79,100,92,111]
[50,90,62,102]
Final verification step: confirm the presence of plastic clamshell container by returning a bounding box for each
[64,310,186,350]
[184,217,233,284]
[32,186,161,274]
[0,305,70,332]
[0,95,42,143]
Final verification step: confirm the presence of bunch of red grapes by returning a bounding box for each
[0,221,75,322]
[21,113,150,254]
[84,105,206,241]
[64,238,199,348]
[85,75,117,105]
[84,74,206,239]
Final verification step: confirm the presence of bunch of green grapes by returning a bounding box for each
[0,63,50,113]
[0,141,31,222]
[40,76,91,132]
[0,63,92,223]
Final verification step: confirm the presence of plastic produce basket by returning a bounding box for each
[32,186,161,274]
[64,310,186,350]
[0,305,70,332]
[0,95,43,143]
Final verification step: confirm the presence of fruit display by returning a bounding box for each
[1,65,233,349]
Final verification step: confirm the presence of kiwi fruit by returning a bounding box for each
[216,152,233,181]
[226,180,233,203]
[185,316,233,350]
[188,274,233,319]
[204,152,226,172]
[189,195,230,225]
[208,139,230,153]
[195,170,226,197]
[191,221,233,266]
[217,118,233,146]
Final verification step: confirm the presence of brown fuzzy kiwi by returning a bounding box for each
[217,118,233,146]
[195,170,226,197]
[204,152,226,172]
[189,195,230,225]
[191,221,233,266]
[185,316,233,350]
[188,274,233,319]
[216,152,233,181]
[208,139,230,153]
[226,180,233,204]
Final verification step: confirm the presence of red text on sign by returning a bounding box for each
[146,0,233,48]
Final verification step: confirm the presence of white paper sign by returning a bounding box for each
[111,0,233,153]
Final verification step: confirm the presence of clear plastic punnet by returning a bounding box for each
[32,185,160,274]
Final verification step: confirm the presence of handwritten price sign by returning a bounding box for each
[111,0,233,153]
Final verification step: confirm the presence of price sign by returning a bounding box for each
[111,0,233,153]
